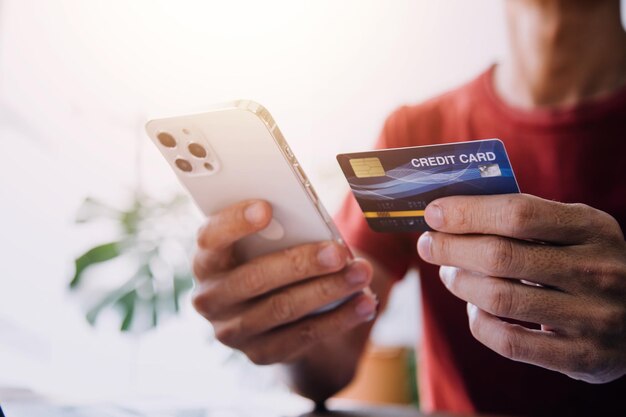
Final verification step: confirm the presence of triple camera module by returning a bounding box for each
[157,131,217,175]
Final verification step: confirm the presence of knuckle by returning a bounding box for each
[600,214,624,241]
[283,247,309,277]
[570,203,616,240]
[447,203,469,229]
[505,197,535,235]
[597,273,618,294]
[432,234,452,261]
[495,329,523,361]
[485,280,515,317]
[573,257,598,276]
[569,202,592,213]
[595,261,626,294]
[569,202,594,225]
[316,276,339,300]
[580,204,623,234]
[467,306,525,362]
[270,293,295,322]
[483,237,515,275]
[237,262,267,295]
[599,305,626,338]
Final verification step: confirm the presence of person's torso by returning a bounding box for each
[394,66,626,416]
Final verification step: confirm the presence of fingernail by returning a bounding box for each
[417,233,432,261]
[467,303,478,318]
[318,244,341,268]
[440,266,453,287]
[244,202,266,225]
[355,297,377,319]
[345,263,368,285]
[425,204,443,229]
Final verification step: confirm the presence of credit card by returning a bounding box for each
[336,139,520,233]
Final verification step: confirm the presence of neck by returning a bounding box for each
[496,0,626,109]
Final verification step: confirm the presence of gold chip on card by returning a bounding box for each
[349,157,385,178]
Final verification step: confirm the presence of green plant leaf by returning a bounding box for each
[70,242,124,289]
[118,291,137,331]
[151,294,158,328]
[173,273,194,312]
[85,276,141,325]
[70,192,197,333]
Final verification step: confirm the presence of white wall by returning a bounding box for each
[1,0,620,404]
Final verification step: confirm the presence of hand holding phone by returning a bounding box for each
[192,199,377,364]
[145,101,377,364]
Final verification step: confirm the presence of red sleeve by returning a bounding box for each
[333,107,414,280]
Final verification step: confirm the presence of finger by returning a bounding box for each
[424,194,616,244]
[213,260,373,345]
[418,231,575,289]
[197,199,272,251]
[466,303,587,378]
[440,266,583,331]
[193,241,351,315]
[193,247,234,283]
[241,293,379,365]
[193,200,272,280]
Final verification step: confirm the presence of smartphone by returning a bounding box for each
[145,100,351,263]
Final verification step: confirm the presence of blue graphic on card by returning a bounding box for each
[336,139,520,233]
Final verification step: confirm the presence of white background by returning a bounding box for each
[0,0,624,406]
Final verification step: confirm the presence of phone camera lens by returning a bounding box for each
[204,162,214,172]
[175,158,193,172]
[157,132,176,148]
[188,143,207,158]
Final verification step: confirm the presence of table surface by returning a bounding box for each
[0,401,500,417]
[301,405,434,417]
[301,401,500,417]
[0,403,420,417]
[0,388,501,417]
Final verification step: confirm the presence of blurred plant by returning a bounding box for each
[68,192,199,332]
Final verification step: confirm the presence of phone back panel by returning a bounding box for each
[145,101,344,260]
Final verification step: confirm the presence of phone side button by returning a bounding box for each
[305,184,318,203]
[284,145,294,159]
[293,164,307,183]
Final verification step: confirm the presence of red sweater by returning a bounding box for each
[334,66,626,416]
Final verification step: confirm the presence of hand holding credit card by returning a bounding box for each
[337,139,520,233]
